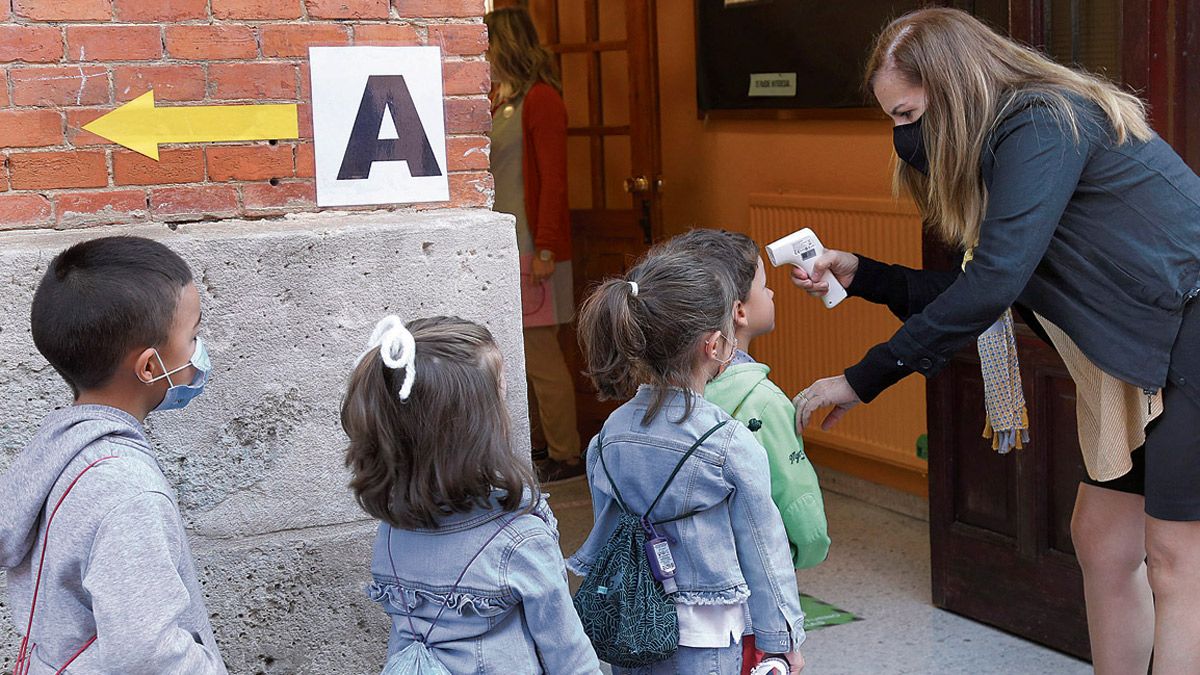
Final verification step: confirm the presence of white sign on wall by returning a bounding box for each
[310,46,450,207]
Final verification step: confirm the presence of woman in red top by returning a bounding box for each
[485,8,582,482]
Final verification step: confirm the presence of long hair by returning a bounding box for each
[865,8,1152,250]
[577,248,736,424]
[341,316,537,530]
[484,7,562,100]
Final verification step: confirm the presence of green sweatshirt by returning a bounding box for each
[705,362,831,569]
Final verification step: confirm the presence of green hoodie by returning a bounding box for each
[705,362,831,569]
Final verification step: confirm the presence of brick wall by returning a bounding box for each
[0,0,492,231]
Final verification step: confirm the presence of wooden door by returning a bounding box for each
[928,0,1198,659]
[505,0,664,444]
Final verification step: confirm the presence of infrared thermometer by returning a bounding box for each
[765,228,847,309]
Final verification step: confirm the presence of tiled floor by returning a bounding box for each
[549,475,1092,675]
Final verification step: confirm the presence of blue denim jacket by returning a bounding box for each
[567,386,806,654]
[369,492,602,674]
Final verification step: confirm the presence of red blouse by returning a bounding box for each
[519,82,571,261]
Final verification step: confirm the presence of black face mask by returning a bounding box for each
[893,117,929,175]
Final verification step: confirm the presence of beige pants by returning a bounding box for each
[523,325,580,462]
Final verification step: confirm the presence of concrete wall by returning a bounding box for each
[0,209,526,675]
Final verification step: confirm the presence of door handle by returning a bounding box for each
[623,176,651,194]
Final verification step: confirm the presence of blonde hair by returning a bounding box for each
[865,8,1153,250]
[484,7,561,101]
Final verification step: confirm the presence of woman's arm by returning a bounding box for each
[848,255,960,321]
[524,84,570,256]
[844,103,1091,404]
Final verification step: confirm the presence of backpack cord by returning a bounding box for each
[15,456,118,675]
[597,421,728,523]
[387,515,517,646]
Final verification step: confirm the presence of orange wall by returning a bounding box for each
[655,0,897,234]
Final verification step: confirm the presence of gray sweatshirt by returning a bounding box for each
[0,404,226,674]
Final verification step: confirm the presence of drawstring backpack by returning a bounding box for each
[15,456,119,675]
[381,516,516,675]
[573,421,728,668]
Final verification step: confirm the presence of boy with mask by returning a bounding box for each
[0,236,227,673]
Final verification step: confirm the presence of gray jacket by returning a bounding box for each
[0,405,226,674]
[845,91,1200,402]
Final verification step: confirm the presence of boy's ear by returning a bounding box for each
[733,300,749,328]
[134,347,160,385]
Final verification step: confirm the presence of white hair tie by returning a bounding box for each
[628,281,639,297]
[361,315,417,401]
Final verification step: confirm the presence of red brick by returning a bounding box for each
[151,185,239,220]
[14,0,111,21]
[12,66,109,106]
[393,0,483,18]
[427,24,487,56]
[448,171,492,207]
[114,148,205,185]
[68,25,162,61]
[114,64,206,102]
[295,142,314,177]
[0,1,9,19]
[0,26,63,64]
[66,108,111,146]
[212,0,301,20]
[0,194,53,229]
[0,156,8,191]
[353,23,421,46]
[207,144,294,181]
[298,62,311,98]
[296,102,313,137]
[446,135,489,171]
[56,189,148,228]
[166,25,258,60]
[242,180,315,210]
[444,97,490,134]
[9,151,107,190]
[443,59,489,96]
[208,62,296,100]
[0,110,63,147]
[114,0,207,21]
[261,24,350,58]
[305,0,388,19]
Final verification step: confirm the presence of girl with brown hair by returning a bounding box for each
[791,8,1200,673]
[342,315,600,674]
[485,7,582,483]
[571,248,805,674]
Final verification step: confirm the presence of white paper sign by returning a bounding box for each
[310,46,450,207]
[748,72,798,97]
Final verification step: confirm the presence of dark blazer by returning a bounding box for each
[844,91,1200,403]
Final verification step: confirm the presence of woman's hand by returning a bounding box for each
[530,257,556,282]
[794,375,861,433]
[790,250,859,298]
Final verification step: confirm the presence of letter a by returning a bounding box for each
[337,75,442,180]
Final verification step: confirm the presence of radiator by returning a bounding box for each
[747,193,927,472]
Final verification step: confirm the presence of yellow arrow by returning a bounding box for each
[83,90,299,160]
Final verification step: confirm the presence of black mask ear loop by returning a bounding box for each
[893,116,929,175]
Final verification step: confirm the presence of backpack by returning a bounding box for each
[381,516,516,675]
[573,421,728,668]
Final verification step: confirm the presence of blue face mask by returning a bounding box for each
[146,337,211,412]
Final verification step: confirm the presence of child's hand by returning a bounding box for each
[794,375,861,432]
[790,250,858,296]
[787,648,806,673]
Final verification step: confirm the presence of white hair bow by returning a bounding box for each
[361,315,416,401]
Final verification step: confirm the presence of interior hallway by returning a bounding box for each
[550,474,1091,675]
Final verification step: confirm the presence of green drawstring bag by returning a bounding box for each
[573,422,727,668]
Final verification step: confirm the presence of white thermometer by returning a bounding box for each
[765,228,847,309]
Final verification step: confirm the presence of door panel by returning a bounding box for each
[516,0,663,444]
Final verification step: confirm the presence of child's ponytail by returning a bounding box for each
[578,249,737,422]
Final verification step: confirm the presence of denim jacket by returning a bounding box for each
[567,386,806,654]
[369,492,602,674]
